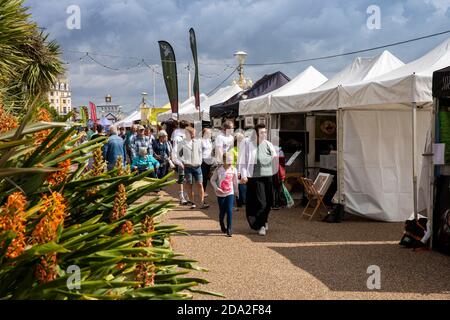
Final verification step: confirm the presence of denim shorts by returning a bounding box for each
[184,166,203,184]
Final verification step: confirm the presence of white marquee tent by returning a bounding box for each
[269,50,405,114]
[199,84,243,121]
[239,66,328,116]
[115,111,140,127]
[265,40,450,222]
[157,94,208,123]
[157,85,242,123]
[337,38,450,222]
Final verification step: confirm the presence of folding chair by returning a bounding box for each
[300,177,328,221]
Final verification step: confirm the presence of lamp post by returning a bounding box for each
[140,92,150,126]
[233,51,253,90]
[234,51,247,89]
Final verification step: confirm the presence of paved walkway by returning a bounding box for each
[149,185,450,300]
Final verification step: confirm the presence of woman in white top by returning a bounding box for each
[214,120,234,165]
[210,153,239,237]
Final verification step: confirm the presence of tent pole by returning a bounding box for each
[337,108,344,206]
[430,99,438,248]
[413,102,418,221]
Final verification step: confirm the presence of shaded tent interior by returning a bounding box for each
[432,65,450,255]
[209,71,291,120]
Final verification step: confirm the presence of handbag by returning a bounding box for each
[281,182,294,208]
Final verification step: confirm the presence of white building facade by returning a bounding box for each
[48,78,72,115]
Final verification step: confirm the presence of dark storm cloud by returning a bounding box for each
[25,0,450,113]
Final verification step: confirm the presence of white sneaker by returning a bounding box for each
[258,226,266,236]
[265,223,268,231]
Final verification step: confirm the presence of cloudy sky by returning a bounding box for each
[25,0,450,114]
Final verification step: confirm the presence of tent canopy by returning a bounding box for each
[271,50,405,113]
[210,71,290,119]
[174,85,242,122]
[239,66,328,115]
[99,117,112,126]
[340,39,450,109]
[157,94,208,123]
[115,111,140,127]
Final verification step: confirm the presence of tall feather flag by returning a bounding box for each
[158,41,179,117]
[189,28,200,117]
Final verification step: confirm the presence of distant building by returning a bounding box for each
[96,94,124,123]
[48,77,72,115]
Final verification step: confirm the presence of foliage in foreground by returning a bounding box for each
[0,106,220,299]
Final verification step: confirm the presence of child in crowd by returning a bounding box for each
[131,147,160,177]
[210,153,239,237]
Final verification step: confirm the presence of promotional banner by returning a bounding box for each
[189,28,200,113]
[89,101,97,123]
[158,41,179,115]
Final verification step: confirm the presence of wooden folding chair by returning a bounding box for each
[300,177,328,221]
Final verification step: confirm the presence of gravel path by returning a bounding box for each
[148,185,450,300]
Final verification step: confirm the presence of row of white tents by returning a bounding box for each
[238,38,450,222]
[154,38,450,222]
[157,84,242,123]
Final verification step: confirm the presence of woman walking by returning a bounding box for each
[210,153,239,237]
[238,123,277,236]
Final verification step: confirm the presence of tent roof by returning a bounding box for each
[239,66,327,115]
[317,50,405,90]
[210,71,290,119]
[269,50,405,113]
[157,94,208,123]
[340,38,450,108]
[182,84,242,121]
[115,111,140,127]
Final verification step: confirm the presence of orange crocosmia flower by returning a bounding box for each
[120,220,133,235]
[33,108,53,146]
[0,107,18,134]
[35,253,58,284]
[30,192,66,245]
[46,150,72,187]
[0,192,28,259]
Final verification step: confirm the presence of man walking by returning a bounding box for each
[130,125,153,159]
[174,126,209,210]
[103,125,126,171]
[238,124,277,236]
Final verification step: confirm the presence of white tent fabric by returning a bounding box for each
[271,50,405,113]
[157,85,242,123]
[343,109,431,221]
[340,38,450,109]
[99,117,112,126]
[115,111,140,127]
[185,84,242,122]
[239,66,327,115]
[339,38,450,221]
[157,94,208,123]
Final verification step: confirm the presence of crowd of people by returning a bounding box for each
[82,119,289,238]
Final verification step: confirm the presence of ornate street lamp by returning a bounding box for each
[233,51,252,89]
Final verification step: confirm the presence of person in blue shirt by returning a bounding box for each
[152,130,171,178]
[103,125,126,171]
[131,147,160,177]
